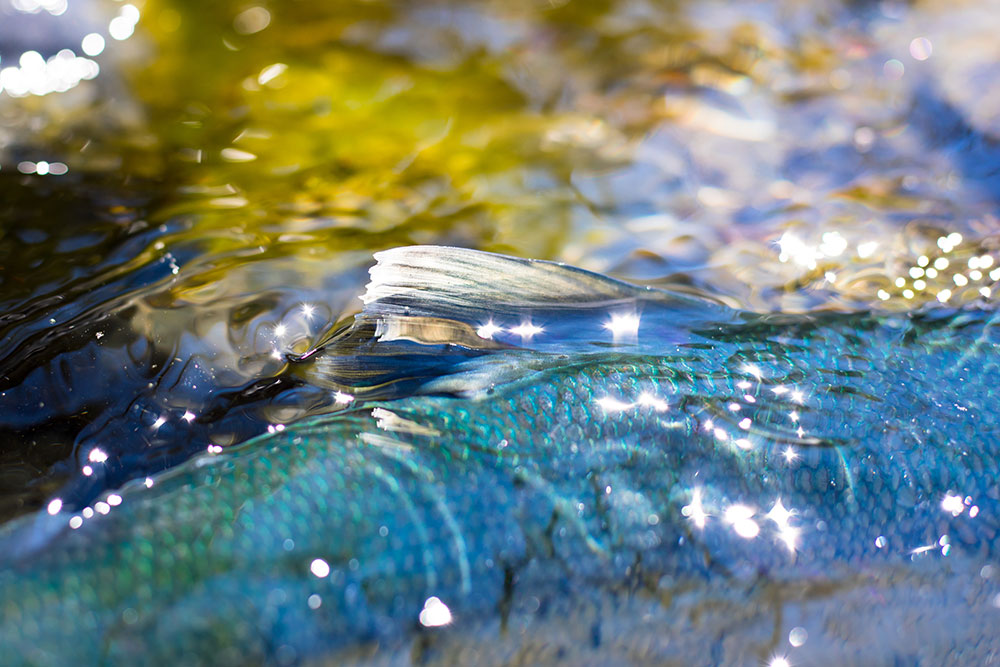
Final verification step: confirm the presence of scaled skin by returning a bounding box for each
[2,250,1000,665]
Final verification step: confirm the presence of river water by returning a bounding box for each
[1,0,999,662]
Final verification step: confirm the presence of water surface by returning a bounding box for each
[1,0,1000,662]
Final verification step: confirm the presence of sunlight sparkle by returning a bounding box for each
[681,488,708,529]
[510,321,544,339]
[476,321,503,339]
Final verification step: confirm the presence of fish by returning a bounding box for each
[2,245,1000,665]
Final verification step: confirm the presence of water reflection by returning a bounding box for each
[0,0,139,99]
[1,0,1000,660]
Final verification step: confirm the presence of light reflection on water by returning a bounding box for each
[0,0,999,663]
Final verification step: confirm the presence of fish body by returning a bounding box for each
[2,247,1000,665]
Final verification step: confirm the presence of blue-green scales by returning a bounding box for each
[2,247,999,665]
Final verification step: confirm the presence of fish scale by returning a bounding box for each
[2,246,1000,664]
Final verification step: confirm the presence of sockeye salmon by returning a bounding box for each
[2,246,999,665]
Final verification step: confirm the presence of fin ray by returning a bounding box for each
[362,245,651,322]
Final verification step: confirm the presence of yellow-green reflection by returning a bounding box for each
[4,0,1000,316]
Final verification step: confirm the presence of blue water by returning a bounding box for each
[2,0,1000,662]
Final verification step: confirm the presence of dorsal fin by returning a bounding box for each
[296,246,729,398]
[362,245,651,322]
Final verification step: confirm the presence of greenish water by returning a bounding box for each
[1,0,1000,663]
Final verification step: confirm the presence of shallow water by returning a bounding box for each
[1,0,1000,662]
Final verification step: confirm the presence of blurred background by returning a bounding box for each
[1,0,999,521]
